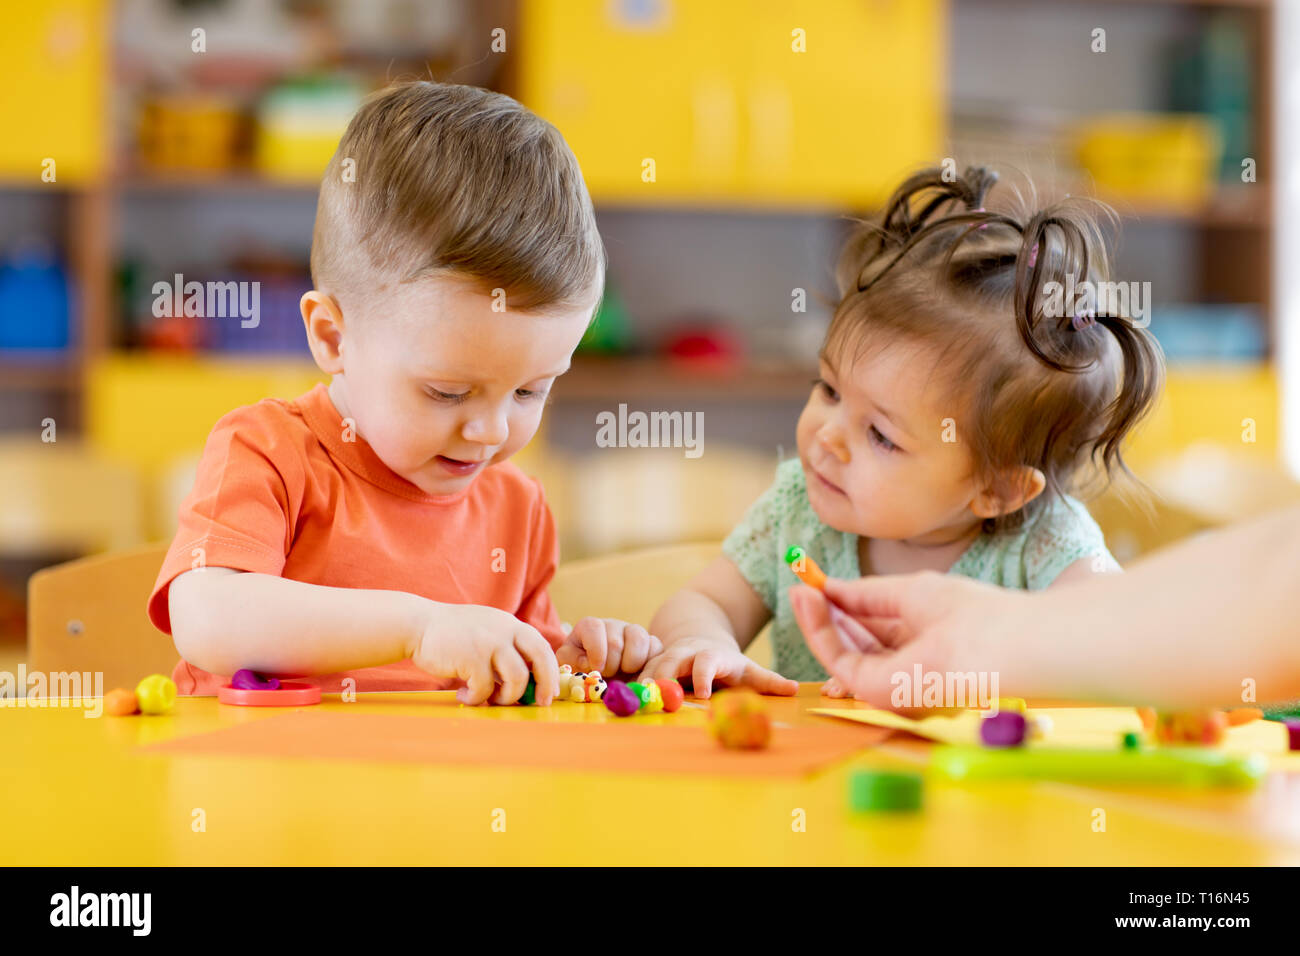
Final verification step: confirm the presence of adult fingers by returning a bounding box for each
[822,572,933,622]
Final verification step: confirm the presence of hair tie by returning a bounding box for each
[1071,310,1096,331]
[1026,244,1039,268]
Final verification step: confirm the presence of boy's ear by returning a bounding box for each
[970,466,1047,520]
[301,291,345,373]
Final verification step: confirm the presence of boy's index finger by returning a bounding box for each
[575,616,608,672]
[513,627,560,703]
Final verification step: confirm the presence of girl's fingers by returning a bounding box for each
[739,661,799,696]
[691,651,723,699]
[638,646,688,684]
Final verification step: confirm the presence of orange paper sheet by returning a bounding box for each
[141,710,886,777]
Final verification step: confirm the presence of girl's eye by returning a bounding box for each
[869,425,900,453]
[515,388,546,401]
[813,377,839,402]
[426,388,468,404]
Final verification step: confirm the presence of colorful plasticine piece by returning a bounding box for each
[1154,709,1227,746]
[103,688,139,716]
[135,674,177,715]
[655,678,685,713]
[997,697,1026,714]
[980,711,1027,747]
[783,545,827,590]
[849,770,923,812]
[520,677,537,706]
[603,680,641,717]
[709,689,771,750]
[231,669,280,691]
[638,680,664,713]
[1137,706,1157,732]
[1284,719,1300,751]
[1121,731,1141,750]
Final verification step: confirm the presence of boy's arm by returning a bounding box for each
[651,556,772,653]
[169,567,431,677]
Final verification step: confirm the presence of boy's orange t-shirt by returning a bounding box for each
[146,383,566,696]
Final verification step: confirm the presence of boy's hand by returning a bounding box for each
[638,636,798,700]
[557,617,664,677]
[412,602,559,706]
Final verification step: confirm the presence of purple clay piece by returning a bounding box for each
[231,669,281,691]
[1285,719,1300,752]
[603,681,640,717]
[980,711,1027,747]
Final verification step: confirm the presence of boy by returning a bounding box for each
[147,82,656,705]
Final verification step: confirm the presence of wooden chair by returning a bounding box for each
[28,541,174,691]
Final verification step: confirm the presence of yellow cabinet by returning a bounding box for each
[0,0,109,184]
[519,0,944,208]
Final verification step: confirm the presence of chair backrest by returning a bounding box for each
[28,541,175,691]
[548,541,721,629]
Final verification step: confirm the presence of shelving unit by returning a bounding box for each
[0,0,1282,466]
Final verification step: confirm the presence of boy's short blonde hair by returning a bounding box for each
[311,81,605,315]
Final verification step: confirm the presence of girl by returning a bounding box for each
[639,165,1165,698]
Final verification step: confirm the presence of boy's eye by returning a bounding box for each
[812,377,839,402]
[515,387,545,400]
[869,425,900,453]
[426,388,468,404]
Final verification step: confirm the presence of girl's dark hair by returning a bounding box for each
[828,165,1165,532]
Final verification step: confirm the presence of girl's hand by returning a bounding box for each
[557,617,665,677]
[411,602,559,706]
[790,573,1018,712]
[638,636,798,699]
[820,676,855,699]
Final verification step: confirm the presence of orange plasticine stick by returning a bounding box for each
[784,545,827,591]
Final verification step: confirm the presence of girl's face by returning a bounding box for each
[796,339,985,544]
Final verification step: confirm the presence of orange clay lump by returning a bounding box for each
[784,545,827,590]
[103,688,139,716]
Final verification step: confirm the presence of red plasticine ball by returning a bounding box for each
[655,678,685,713]
[603,681,641,717]
[709,689,771,750]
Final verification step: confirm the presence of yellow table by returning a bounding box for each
[2,685,1296,865]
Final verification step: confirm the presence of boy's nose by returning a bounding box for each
[463,411,509,447]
